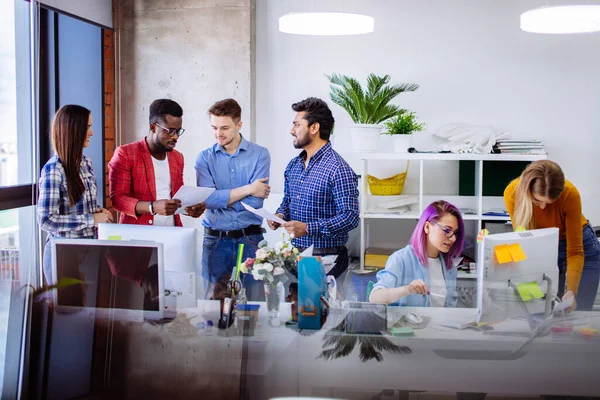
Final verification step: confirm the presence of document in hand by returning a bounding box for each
[172,186,215,214]
[241,202,286,224]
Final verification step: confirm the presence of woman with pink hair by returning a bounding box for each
[369,200,465,307]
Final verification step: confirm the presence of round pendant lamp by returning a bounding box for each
[521,5,600,34]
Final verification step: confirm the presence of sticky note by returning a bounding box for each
[390,327,415,337]
[508,243,527,262]
[494,244,512,264]
[108,235,122,240]
[516,281,544,301]
[516,283,533,301]
[477,229,489,244]
[527,282,544,299]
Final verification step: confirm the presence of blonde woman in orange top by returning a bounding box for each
[504,160,600,311]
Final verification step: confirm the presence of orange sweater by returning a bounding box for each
[504,179,587,294]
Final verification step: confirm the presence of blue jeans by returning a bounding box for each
[202,233,265,301]
[558,224,600,310]
[43,238,53,285]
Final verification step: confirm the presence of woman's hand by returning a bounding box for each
[562,290,577,312]
[93,210,113,226]
[406,279,429,295]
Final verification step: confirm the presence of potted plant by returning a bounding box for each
[326,73,418,152]
[382,110,426,153]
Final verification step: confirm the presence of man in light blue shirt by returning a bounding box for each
[195,98,271,299]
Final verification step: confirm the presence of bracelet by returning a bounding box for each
[149,201,157,215]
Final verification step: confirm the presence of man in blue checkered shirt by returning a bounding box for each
[268,97,359,278]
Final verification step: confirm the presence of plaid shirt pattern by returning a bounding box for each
[276,142,359,249]
[37,154,98,239]
[108,138,184,226]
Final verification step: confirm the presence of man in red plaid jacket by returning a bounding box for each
[108,99,205,226]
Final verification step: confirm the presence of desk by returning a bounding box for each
[290,307,600,398]
[48,302,600,398]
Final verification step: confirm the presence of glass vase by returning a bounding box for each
[264,281,284,319]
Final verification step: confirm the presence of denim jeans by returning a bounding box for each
[558,224,600,310]
[202,233,265,301]
[43,238,53,285]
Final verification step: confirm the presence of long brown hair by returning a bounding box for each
[513,160,565,229]
[51,105,90,206]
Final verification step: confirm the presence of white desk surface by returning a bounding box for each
[173,302,600,397]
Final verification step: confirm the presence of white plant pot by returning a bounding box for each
[391,135,413,153]
[349,124,382,152]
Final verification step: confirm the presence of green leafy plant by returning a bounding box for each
[25,276,85,302]
[326,73,419,125]
[382,110,426,135]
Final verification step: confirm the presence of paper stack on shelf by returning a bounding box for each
[493,139,546,155]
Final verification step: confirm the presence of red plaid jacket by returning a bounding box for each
[108,138,184,226]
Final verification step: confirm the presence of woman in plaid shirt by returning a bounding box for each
[38,105,113,283]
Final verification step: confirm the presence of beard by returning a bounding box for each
[293,135,310,149]
[154,136,175,152]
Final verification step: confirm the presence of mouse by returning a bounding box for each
[404,312,423,325]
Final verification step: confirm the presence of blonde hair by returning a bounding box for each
[513,160,565,229]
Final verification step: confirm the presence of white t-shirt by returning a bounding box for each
[428,257,447,307]
[152,155,175,227]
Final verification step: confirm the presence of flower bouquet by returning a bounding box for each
[242,235,299,317]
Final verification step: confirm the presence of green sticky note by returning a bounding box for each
[527,282,544,299]
[108,235,122,240]
[389,327,415,337]
[516,281,544,301]
[516,282,533,302]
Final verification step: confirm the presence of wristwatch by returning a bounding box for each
[149,201,157,215]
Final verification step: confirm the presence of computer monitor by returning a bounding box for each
[476,227,559,325]
[51,238,165,320]
[98,224,199,308]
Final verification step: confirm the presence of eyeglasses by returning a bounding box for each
[155,122,185,137]
[430,221,459,239]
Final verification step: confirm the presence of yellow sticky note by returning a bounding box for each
[516,283,533,302]
[494,244,512,264]
[108,235,122,240]
[508,243,527,262]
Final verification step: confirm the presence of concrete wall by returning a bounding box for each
[115,0,254,205]
[255,0,600,230]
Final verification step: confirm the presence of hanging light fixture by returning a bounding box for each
[520,5,600,34]
[279,12,374,35]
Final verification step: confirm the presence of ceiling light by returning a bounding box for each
[521,5,600,34]
[279,12,374,36]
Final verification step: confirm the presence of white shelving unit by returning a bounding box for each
[359,152,548,271]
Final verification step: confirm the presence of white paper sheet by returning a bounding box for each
[553,296,574,313]
[241,202,286,224]
[172,186,215,214]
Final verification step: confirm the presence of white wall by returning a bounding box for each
[255,0,600,228]
[116,0,254,212]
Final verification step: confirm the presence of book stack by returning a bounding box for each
[493,139,546,155]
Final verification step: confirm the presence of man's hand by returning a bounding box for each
[267,213,285,230]
[562,290,577,312]
[185,202,206,218]
[249,177,270,198]
[153,199,182,216]
[283,220,307,238]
